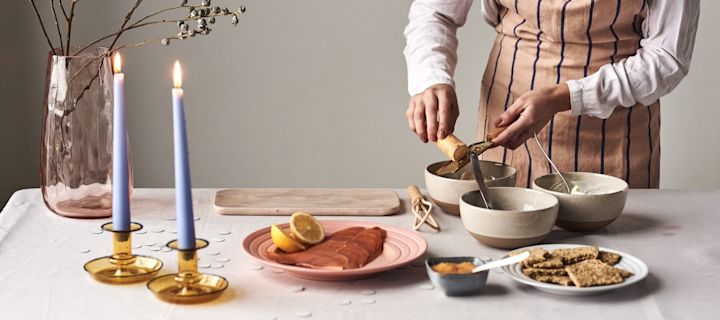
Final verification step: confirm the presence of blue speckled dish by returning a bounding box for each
[425,257,489,296]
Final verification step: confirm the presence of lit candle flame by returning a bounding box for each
[173,61,182,89]
[113,52,122,74]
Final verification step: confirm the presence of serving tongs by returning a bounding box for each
[407,185,440,232]
[434,126,507,177]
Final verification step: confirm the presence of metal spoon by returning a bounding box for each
[472,251,530,273]
[468,142,494,209]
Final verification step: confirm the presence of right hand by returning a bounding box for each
[406,83,459,143]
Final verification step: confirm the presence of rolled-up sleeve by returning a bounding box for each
[403,0,475,96]
[566,0,700,118]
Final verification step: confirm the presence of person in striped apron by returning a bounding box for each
[404,0,699,188]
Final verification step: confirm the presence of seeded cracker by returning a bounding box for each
[565,259,625,287]
[530,256,564,268]
[523,267,568,277]
[598,251,622,265]
[516,248,549,267]
[551,246,599,264]
[533,275,574,286]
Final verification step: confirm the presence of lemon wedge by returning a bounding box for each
[289,212,325,245]
[271,224,306,253]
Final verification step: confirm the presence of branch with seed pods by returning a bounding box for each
[27,0,246,116]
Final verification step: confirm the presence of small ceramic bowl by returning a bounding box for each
[532,172,628,232]
[425,160,516,215]
[425,257,488,296]
[459,187,559,249]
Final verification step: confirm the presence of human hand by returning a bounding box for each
[406,84,459,143]
[491,84,571,149]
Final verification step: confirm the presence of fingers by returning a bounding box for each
[436,90,456,140]
[406,99,416,132]
[495,98,525,127]
[423,92,439,142]
[506,129,531,150]
[491,115,528,147]
[413,98,428,143]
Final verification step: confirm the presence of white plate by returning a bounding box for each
[501,244,648,296]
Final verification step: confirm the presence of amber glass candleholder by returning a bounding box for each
[83,222,163,284]
[147,239,228,304]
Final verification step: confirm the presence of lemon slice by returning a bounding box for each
[289,212,325,245]
[271,224,306,253]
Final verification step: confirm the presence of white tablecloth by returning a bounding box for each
[1,188,718,320]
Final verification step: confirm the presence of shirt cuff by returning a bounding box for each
[566,80,584,117]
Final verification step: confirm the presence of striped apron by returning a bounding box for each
[479,0,660,189]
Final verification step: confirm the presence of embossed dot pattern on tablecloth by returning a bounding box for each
[419,284,434,290]
[296,311,312,318]
[361,298,376,305]
[338,299,352,305]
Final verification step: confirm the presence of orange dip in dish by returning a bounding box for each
[431,262,476,274]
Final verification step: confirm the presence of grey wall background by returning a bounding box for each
[1,1,718,206]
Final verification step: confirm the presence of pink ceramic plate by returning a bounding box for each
[242,220,428,281]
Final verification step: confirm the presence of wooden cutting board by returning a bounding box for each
[214,188,401,216]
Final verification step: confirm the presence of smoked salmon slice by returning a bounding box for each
[267,227,387,270]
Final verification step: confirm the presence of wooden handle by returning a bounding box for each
[434,134,468,162]
[486,125,507,142]
[407,185,423,203]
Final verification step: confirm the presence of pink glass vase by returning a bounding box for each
[40,47,133,218]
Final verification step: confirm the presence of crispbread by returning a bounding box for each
[565,259,624,287]
[532,275,574,286]
[517,248,549,267]
[598,251,622,265]
[523,267,568,277]
[518,246,634,288]
[614,267,634,278]
[530,256,564,269]
[551,246,599,264]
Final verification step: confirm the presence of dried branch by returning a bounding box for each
[76,11,233,54]
[50,0,64,54]
[65,0,77,56]
[109,0,144,50]
[28,0,57,54]
[58,0,68,20]
[132,5,186,26]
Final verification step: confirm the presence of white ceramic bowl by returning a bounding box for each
[532,172,628,232]
[459,187,558,249]
[425,160,516,215]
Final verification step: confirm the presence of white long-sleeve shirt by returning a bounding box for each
[403,0,700,119]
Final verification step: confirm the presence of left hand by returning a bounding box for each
[490,83,572,150]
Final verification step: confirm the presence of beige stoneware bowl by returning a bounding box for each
[459,187,559,249]
[532,172,628,232]
[425,160,516,215]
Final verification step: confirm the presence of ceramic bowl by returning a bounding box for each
[532,172,628,232]
[425,160,516,215]
[459,188,559,249]
[425,257,488,296]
